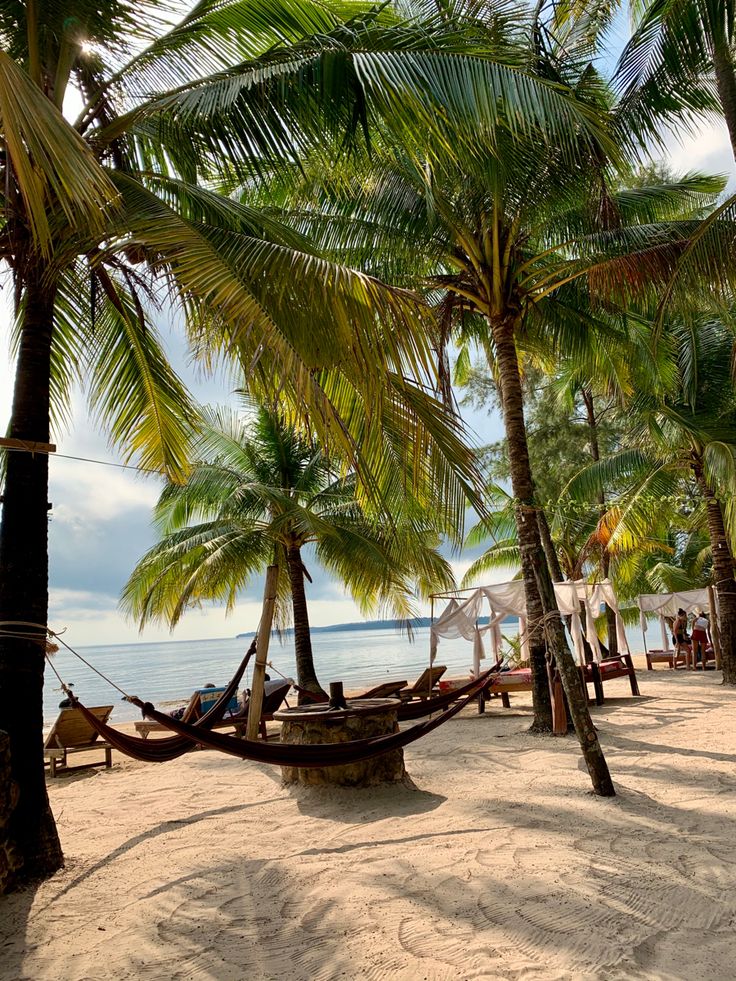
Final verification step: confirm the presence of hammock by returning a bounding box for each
[396,660,502,721]
[67,639,256,764]
[73,668,494,768]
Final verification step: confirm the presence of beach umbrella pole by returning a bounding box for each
[246,564,279,740]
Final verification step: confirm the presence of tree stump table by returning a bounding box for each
[274,698,405,787]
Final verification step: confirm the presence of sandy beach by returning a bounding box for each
[3,662,736,980]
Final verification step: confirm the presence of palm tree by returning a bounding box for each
[5,0,604,888]
[121,406,455,701]
[272,30,736,793]
[567,316,736,683]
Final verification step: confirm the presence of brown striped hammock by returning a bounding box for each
[65,639,257,764]
[70,668,493,768]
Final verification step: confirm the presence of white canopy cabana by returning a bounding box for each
[637,588,713,653]
[430,579,630,673]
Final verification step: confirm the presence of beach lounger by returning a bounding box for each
[240,681,293,738]
[484,667,533,708]
[44,705,114,777]
[135,682,291,740]
[355,680,408,699]
[398,666,447,701]
[135,685,240,739]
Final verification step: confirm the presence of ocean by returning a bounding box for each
[43,625,501,725]
[44,621,646,726]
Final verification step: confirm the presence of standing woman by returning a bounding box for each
[672,609,689,648]
[690,612,711,668]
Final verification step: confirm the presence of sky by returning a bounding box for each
[2,21,736,647]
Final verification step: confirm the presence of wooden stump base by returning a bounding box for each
[278,702,405,788]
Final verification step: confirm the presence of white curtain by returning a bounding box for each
[431,578,626,670]
[637,589,713,652]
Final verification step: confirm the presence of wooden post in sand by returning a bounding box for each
[246,565,279,740]
[708,585,722,670]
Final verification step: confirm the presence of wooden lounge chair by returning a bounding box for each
[354,680,408,699]
[240,681,293,738]
[398,666,447,701]
[135,686,239,739]
[44,705,114,777]
[135,682,291,740]
[689,644,716,671]
[483,667,533,708]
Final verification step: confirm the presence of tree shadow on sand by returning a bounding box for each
[0,883,41,981]
[286,779,447,824]
[33,798,285,908]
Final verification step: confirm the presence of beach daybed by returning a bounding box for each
[644,647,688,670]
[637,588,721,670]
[430,578,638,705]
[479,665,568,735]
[44,705,114,777]
[580,653,640,705]
[484,667,532,708]
[398,666,447,702]
[479,657,636,712]
[689,644,717,671]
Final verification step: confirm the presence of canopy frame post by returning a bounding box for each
[246,564,279,740]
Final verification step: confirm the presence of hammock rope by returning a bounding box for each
[52,631,134,701]
[34,615,260,762]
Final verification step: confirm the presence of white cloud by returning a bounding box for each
[51,461,161,526]
[662,118,736,186]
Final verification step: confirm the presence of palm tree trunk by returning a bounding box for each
[538,508,564,583]
[490,316,614,795]
[581,388,617,655]
[285,543,327,703]
[693,463,736,683]
[520,536,552,732]
[713,36,736,163]
[487,315,560,729]
[0,269,63,891]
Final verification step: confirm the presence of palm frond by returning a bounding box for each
[0,50,118,253]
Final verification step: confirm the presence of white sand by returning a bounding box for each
[3,662,736,980]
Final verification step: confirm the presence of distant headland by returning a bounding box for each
[235,615,511,639]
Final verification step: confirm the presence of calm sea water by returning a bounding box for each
[43,626,496,726]
[44,621,646,726]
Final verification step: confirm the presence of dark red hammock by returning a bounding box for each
[69,639,256,764]
[396,661,502,721]
[73,668,494,768]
